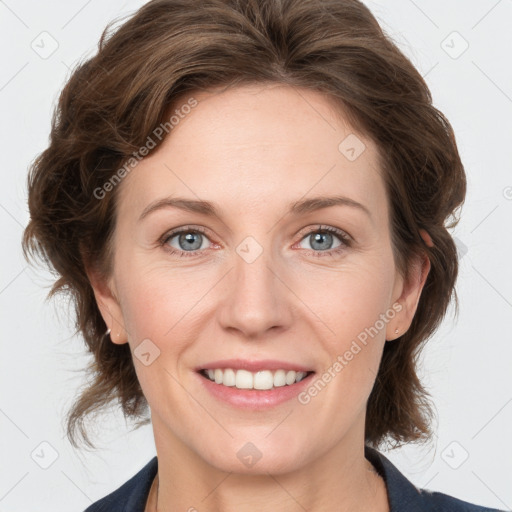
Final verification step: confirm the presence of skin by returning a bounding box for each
[90,83,430,512]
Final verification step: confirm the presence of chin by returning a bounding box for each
[197,435,307,476]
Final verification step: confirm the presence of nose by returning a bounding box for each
[217,241,293,339]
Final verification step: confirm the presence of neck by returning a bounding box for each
[149,414,389,512]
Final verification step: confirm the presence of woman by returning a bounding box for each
[22,0,506,511]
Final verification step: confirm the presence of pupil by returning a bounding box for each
[180,232,202,250]
[312,232,332,250]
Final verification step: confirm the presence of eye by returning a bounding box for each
[159,224,351,258]
[160,226,213,257]
[295,225,351,257]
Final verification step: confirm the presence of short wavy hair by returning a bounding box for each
[22,0,466,449]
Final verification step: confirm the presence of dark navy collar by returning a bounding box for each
[365,445,428,511]
[365,446,505,511]
[84,456,157,512]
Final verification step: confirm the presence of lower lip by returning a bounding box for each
[197,371,315,410]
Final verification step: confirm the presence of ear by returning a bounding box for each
[386,249,431,341]
[86,267,128,345]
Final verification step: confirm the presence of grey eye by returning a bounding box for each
[167,231,208,251]
[299,231,343,251]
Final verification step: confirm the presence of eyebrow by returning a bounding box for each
[138,195,372,222]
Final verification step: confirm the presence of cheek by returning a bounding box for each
[305,260,395,346]
[115,268,202,403]
[304,259,394,401]
[115,242,212,336]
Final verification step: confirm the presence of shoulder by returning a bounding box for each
[83,456,158,512]
[365,446,506,512]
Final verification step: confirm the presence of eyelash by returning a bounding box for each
[159,225,352,259]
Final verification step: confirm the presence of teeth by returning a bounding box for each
[202,368,309,389]
[223,368,236,386]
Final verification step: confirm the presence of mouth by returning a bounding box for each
[198,368,316,390]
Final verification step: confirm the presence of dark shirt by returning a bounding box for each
[84,445,506,511]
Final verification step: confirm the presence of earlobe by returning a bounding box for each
[86,268,128,345]
[387,251,431,341]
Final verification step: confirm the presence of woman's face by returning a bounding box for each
[93,83,426,474]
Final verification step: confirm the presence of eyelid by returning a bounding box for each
[295,224,352,242]
[159,225,214,247]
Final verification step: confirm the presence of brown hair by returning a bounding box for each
[22,0,466,450]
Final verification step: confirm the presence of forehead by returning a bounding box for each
[116,83,387,225]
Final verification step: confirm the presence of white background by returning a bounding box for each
[1,0,511,510]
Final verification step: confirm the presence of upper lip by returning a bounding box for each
[196,359,315,373]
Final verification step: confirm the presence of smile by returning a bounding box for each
[200,368,314,390]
